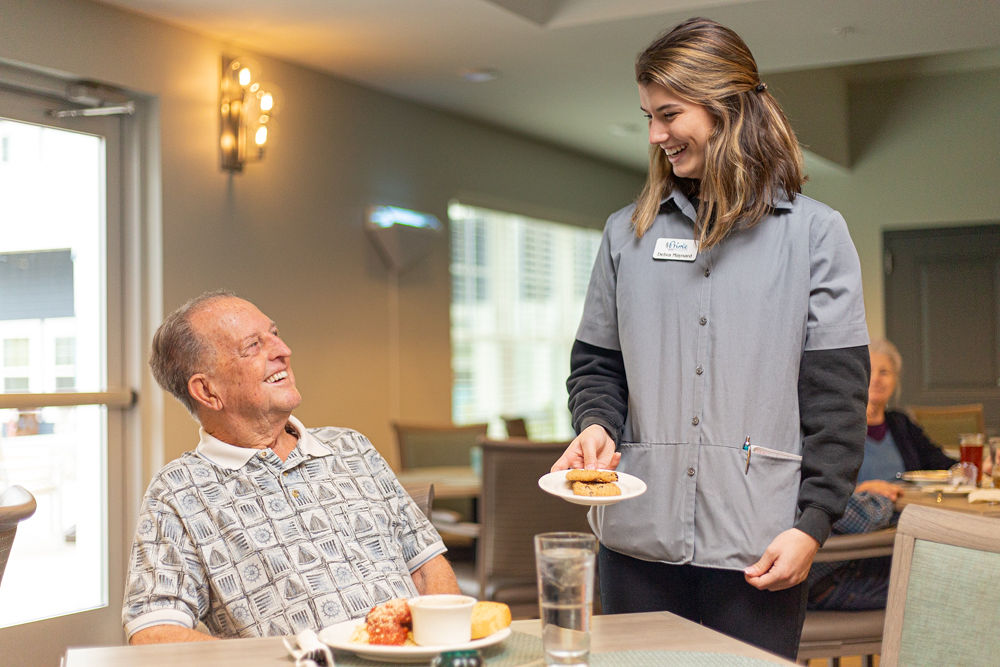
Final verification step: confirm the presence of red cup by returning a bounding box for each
[959,444,984,486]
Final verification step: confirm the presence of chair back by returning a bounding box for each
[401,482,434,519]
[501,416,529,439]
[476,438,592,605]
[0,485,37,586]
[881,505,1000,666]
[797,527,896,662]
[392,421,488,470]
[906,403,984,449]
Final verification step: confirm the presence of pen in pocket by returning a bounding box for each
[743,435,751,474]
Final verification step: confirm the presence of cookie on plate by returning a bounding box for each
[565,469,619,483]
[571,481,622,497]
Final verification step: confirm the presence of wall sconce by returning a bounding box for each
[219,56,275,172]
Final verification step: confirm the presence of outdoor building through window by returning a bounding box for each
[449,202,601,440]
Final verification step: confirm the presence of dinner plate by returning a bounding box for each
[900,470,951,484]
[318,620,510,663]
[538,470,647,506]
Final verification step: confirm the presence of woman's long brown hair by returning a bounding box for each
[632,17,805,248]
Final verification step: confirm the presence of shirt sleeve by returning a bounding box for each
[831,492,896,535]
[795,345,870,544]
[803,210,869,351]
[567,339,629,444]
[575,215,622,351]
[122,483,208,640]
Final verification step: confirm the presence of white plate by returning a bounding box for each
[318,620,510,663]
[538,470,647,506]
[900,470,951,484]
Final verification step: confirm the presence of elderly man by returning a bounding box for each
[124,291,459,643]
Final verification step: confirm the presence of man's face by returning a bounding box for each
[190,297,301,424]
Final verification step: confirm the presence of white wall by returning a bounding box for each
[801,67,1000,339]
[0,0,645,473]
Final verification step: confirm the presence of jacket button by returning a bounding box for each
[687,467,696,476]
[691,416,700,426]
[704,268,711,277]
[699,316,707,326]
[695,365,704,375]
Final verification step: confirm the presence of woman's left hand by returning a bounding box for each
[743,528,820,591]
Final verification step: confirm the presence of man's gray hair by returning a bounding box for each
[149,289,235,413]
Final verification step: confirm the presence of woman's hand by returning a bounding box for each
[551,424,620,472]
[855,479,904,501]
[743,528,820,591]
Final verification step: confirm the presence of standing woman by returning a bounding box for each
[552,17,870,658]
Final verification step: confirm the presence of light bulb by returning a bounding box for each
[260,93,274,112]
[239,67,251,86]
[255,126,268,146]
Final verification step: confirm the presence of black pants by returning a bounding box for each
[598,545,808,660]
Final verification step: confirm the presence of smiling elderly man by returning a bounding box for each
[123,290,459,643]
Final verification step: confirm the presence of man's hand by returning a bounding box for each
[744,528,820,591]
[855,479,904,501]
[551,424,620,472]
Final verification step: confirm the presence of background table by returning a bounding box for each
[895,487,1000,517]
[62,611,794,666]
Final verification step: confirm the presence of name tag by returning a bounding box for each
[653,237,698,261]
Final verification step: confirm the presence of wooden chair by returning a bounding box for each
[0,485,37,587]
[906,403,984,450]
[880,505,1000,666]
[501,416,529,439]
[797,527,896,666]
[476,438,593,617]
[391,421,489,470]
[401,482,434,519]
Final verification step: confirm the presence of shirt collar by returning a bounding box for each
[658,189,794,220]
[195,415,331,469]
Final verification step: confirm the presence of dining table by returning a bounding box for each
[894,485,1000,517]
[61,610,796,666]
[396,465,481,500]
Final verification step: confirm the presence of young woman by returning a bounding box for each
[552,17,870,658]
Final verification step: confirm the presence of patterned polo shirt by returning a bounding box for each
[122,416,445,639]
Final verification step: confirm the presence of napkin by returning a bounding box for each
[293,628,335,667]
[967,489,1000,504]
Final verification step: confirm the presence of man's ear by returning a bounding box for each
[188,373,223,412]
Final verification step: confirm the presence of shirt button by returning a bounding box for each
[687,467,696,477]
[258,451,267,458]
[695,365,704,375]
[292,490,300,498]
[691,416,700,426]
[282,471,289,477]
[699,316,707,326]
[704,268,711,277]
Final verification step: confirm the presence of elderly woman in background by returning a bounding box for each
[807,338,955,610]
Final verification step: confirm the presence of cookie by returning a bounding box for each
[571,481,622,496]
[565,469,619,483]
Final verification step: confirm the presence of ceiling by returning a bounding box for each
[96,0,1000,170]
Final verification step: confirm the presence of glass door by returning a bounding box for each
[0,83,129,663]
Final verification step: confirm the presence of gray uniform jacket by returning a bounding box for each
[574,189,869,570]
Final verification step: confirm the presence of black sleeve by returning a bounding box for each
[566,339,629,444]
[903,417,958,470]
[794,345,870,545]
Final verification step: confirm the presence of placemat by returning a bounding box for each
[330,632,785,666]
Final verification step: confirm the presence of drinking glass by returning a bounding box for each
[989,437,1000,488]
[534,532,597,667]
[959,433,985,486]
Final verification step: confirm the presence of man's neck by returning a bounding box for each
[200,412,298,461]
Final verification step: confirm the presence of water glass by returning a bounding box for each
[534,532,597,667]
[959,433,985,486]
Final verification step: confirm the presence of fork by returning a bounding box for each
[282,634,332,667]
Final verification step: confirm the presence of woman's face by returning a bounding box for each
[639,82,715,181]
[868,351,898,410]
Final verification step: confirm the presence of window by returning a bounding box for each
[54,336,75,366]
[3,338,29,367]
[449,202,601,439]
[3,377,29,393]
